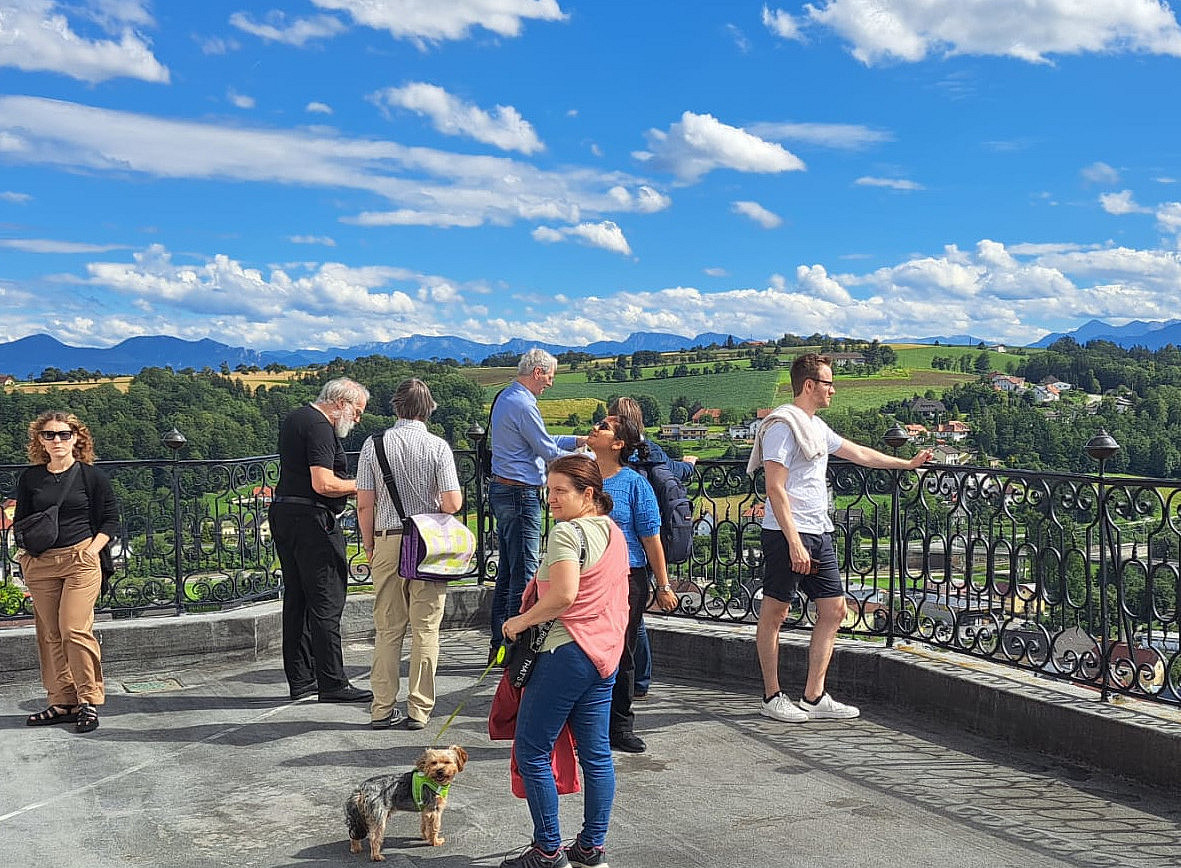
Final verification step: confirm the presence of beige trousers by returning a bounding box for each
[369,533,448,724]
[21,539,105,706]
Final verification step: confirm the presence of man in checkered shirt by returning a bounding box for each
[356,379,463,731]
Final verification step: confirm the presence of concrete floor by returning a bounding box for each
[3,629,1181,868]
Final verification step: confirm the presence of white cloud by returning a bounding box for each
[1100,190,1151,215]
[371,82,544,154]
[0,0,169,83]
[732,200,782,229]
[805,0,1181,65]
[704,267,728,277]
[0,191,31,203]
[0,238,126,253]
[855,176,923,191]
[310,0,567,44]
[306,101,333,115]
[228,10,347,47]
[0,95,667,232]
[227,89,255,110]
[1156,202,1181,235]
[762,5,804,41]
[531,220,632,255]
[725,23,750,53]
[198,35,239,55]
[1082,161,1121,185]
[635,111,806,183]
[290,235,337,246]
[747,121,892,150]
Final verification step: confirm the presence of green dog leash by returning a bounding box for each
[432,643,506,746]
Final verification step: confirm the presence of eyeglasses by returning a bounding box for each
[39,429,75,441]
[808,378,835,388]
[594,420,615,433]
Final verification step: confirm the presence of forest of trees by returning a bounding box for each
[0,356,485,464]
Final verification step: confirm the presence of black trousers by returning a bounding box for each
[610,566,651,736]
[270,503,350,693]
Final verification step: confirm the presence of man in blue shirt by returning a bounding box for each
[488,349,584,657]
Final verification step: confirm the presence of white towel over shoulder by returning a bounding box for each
[746,403,826,476]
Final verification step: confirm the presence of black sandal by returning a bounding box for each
[26,705,79,727]
[74,702,100,734]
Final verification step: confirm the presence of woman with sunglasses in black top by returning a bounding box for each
[14,411,119,734]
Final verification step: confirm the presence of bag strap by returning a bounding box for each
[529,520,590,649]
[370,432,408,524]
[486,387,506,452]
[49,463,81,510]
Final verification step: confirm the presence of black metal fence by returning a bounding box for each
[3,447,1179,707]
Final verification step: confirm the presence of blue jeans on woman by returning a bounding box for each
[489,481,543,651]
[634,617,652,696]
[515,641,617,852]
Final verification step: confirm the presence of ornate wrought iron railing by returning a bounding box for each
[3,448,1178,707]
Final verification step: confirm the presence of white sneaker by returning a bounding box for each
[760,692,809,722]
[798,693,860,720]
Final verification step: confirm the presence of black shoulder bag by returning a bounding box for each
[14,464,81,556]
[481,387,506,478]
[504,521,589,687]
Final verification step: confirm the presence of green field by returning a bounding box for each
[827,372,976,411]
[541,368,784,413]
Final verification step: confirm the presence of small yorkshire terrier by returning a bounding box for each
[346,745,468,860]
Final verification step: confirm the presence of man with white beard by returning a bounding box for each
[270,377,373,703]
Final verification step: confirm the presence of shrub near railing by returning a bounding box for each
[2,452,1179,707]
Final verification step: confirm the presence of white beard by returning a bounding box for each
[334,416,355,439]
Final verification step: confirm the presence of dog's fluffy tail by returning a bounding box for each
[345,791,368,842]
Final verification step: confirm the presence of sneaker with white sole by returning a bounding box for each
[798,693,860,720]
[759,692,809,722]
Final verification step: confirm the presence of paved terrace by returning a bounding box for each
[4,594,1181,868]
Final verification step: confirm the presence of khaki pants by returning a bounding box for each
[21,539,105,706]
[369,533,448,724]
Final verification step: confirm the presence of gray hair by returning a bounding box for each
[517,348,557,377]
[316,377,370,407]
[392,378,437,421]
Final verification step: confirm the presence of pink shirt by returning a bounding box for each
[525,517,631,678]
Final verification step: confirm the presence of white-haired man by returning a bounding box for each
[271,377,373,704]
[488,349,585,658]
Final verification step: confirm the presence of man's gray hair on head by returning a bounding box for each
[316,377,370,407]
[392,378,437,421]
[517,348,558,377]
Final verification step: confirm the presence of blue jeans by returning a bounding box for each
[634,616,651,694]
[516,641,616,851]
[489,481,543,650]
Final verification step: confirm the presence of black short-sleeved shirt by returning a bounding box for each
[276,404,348,514]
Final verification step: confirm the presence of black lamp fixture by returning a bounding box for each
[161,427,188,452]
[1083,428,1120,462]
[883,424,910,451]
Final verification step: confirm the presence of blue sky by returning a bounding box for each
[3,1,1181,351]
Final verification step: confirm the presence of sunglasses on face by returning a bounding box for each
[594,420,615,433]
[39,429,75,441]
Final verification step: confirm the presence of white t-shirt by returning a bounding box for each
[760,414,843,535]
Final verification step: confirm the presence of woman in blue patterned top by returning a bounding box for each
[586,415,675,754]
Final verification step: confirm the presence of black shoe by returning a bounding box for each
[370,709,405,729]
[406,718,427,731]
[319,685,373,703]
[609,731,646,753]
[566,839,609,868]
[74,702,100,734]
[500,843,569,868]
[289,684,317,701]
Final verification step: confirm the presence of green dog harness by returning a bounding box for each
[411,770,450,809]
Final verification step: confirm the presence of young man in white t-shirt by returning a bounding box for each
[756,354,932,722]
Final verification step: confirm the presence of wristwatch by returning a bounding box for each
[656,583,672,593]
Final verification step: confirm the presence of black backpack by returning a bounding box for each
[634,459,693,565]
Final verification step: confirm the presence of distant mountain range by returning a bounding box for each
[1031,319,1181,350]
[894,334,992,346]
[0,331,742,379]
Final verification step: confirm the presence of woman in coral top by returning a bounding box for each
[500,454,630,868]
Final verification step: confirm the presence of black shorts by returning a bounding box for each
[761,529,843,603]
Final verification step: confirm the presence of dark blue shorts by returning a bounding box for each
[761,529,842,603]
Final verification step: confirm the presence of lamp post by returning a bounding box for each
[467,421,488,585]
[1084,428,1119,701]
[162,428,187,614]
[882,424,910,648]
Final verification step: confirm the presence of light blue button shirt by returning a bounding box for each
[490,380,576,485]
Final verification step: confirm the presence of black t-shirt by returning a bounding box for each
[20,464,92,548]
[276,404,349,513]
